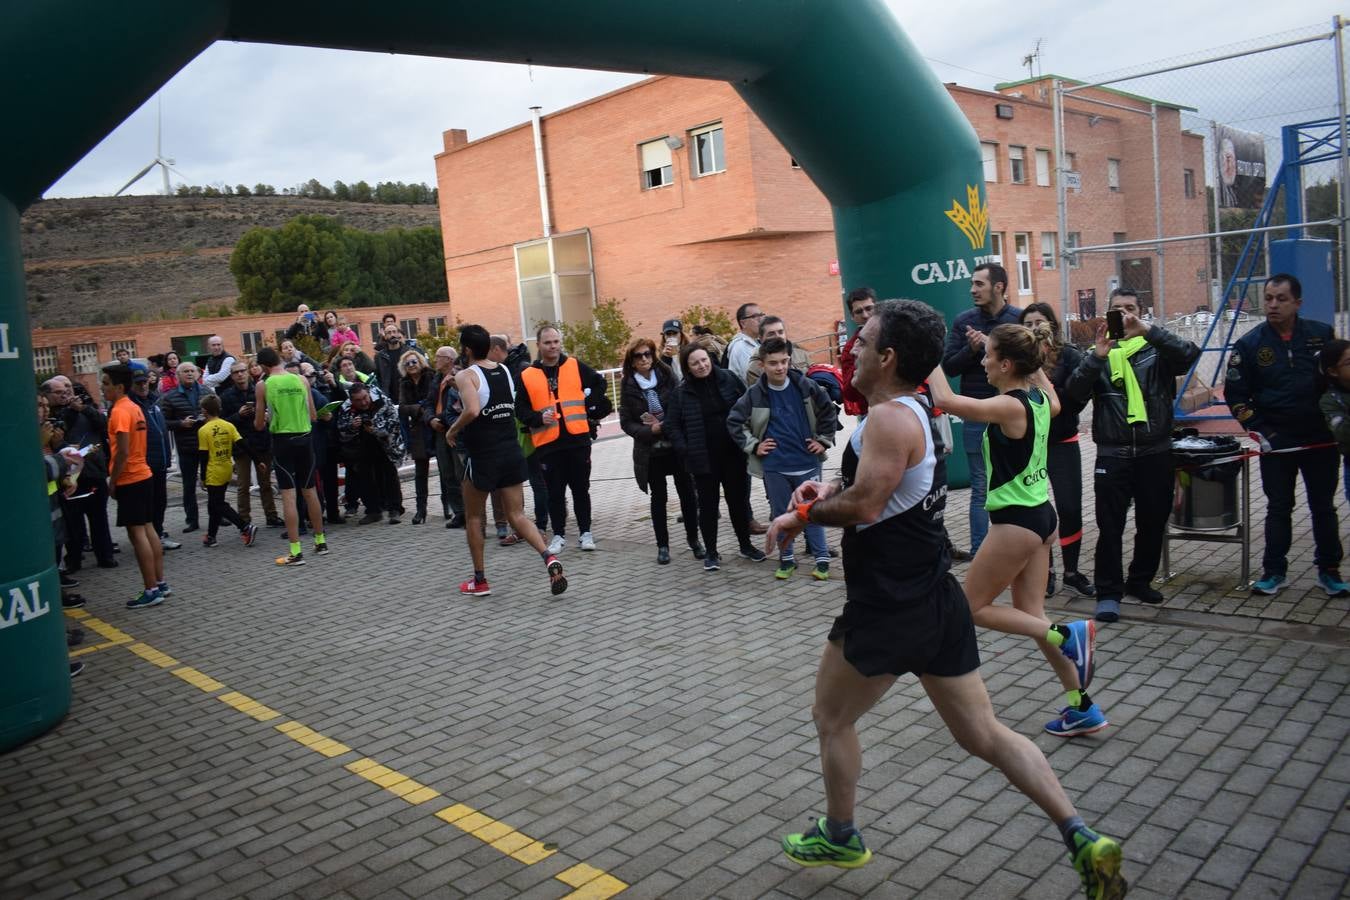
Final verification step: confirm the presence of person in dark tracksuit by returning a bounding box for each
[1065,288,1199,623]
[1226,273,1346,597]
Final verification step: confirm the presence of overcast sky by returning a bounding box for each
[45,1,1343,199]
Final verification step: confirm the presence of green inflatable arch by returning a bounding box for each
[0,0,988,750]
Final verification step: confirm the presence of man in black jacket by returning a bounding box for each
[1066,288,1200,622]
[1226,273,1345,596]
[158,361,212,532]
[44,375,117,570]
[219,361,282,527]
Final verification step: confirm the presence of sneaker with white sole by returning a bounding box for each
[547,534,565,556]
[1044,703,1108,737]
[579,532,596,551]
[1251,573,1287,595]
[160,538,182,551]
[1318,570,1350,597]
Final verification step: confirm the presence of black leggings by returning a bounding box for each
[206,484,246,538]
[693,455,751,556]
[647,451,699,549]
[1047,438,1083,573]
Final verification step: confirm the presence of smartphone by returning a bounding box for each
[1106,308,1125,341]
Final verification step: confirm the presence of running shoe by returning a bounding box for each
[241,523,259,547]
[775,561,797,580]
[1046,570,1057,598]
[1251,573,1287,595]
[739,546,767,562]
[704,553,721,572]
[579,532,597,551]
[460,578,492,596]
[1318,570,1350,597]
[812,563,830,581]
[548,558,568,596]
[1058,620,1096,690]
[126,589,162,610]
[69,661,86,678]
[156,581,173,597]
[161,537,182,550]
[61,594,86,610]
[314,540,329,556]
[357,511,382,525]
[202,535,219,548]
[781,818,873,868]
[1068,826,1127,899]
[59,572,79,588]
[1064,571,1095,597]
[547,534,565,556]
[1044,703,1108,737]
[275,552,306,567]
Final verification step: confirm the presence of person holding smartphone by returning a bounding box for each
[1064,288,1199,622]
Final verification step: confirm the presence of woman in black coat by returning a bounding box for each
[398,350,435,524]
[663,343,763,571]
[619,338,703,565]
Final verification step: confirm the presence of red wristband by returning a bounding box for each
[795,500,815,523]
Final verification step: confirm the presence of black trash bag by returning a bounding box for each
[1171,428,1242,483]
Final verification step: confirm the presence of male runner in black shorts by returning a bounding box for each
[766,300,1126,900]
[445,325,565,597]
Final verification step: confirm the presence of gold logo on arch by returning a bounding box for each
[945,185,989,251]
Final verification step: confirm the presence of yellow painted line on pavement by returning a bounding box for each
[171,666,226,693]
[218,691,282,722]
[68,641,123,657]
[63,616,626,895]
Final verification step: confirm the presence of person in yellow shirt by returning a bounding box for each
[198,394,259,549]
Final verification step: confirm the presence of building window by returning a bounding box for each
[981,142,998,183]
[1066,232,1082,269]
[1113,232,1128,246]
[1009,146,1027,184]
[515,230,597,340]
[789,157,801,169]
[369,322,383,344]
[72,343,99,374]
[639,138,674,189]
[241,331,264,355]
[690,123,725,176]
[427,316,448,336]
[34,346,58,375]
[400,320,419,340]
[1183,168,1196,199]
[1107,158,1121,192]
[1040,232,1057,270]
[989,232,1004,264]
[1035,149,1051,187]
[1065,151,1077,171]
[1014,233,1033,295]
[110,340,137,360]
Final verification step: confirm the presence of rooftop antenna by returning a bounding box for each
[114,95,186,196]
[1022,38,1043,80]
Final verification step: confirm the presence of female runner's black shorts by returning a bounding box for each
[988,501,1058,542]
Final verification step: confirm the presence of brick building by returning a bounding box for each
[30,300,451,395]
[434,75,1209,345]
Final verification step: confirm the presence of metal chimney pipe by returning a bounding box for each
[530,106,552,237]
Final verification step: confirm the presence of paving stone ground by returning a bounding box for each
[3,420,1348,899]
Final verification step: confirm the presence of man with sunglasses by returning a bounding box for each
[727,303,764,383]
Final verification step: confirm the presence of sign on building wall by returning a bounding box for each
[1216,125,1267,209]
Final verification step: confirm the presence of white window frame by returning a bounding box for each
[241,331,264,355]
[639,138,674,190]
[110,339,137,360]
[1035,149,1051,187]
[1183,168,1196,199]
[1107,158,1121,192]
[689,123,725,177]
[1040,232,1057,270]
[33,346,58,375]
[1009,145,1027,184]
[989,232,1004,264]
[1014,232,1033,295]
[72,343,99,374]
[427,316,448,336]
[1066,232,1083,270]
[981,142,999,183]
[400,319,419,340]
[515,229,597,342]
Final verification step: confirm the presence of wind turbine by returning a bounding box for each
[114,96,185,196]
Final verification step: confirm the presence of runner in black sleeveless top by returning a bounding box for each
[766,301,1125,900]
[446,325,565,597]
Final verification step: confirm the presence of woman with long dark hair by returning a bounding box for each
[619,338,703,564]
[664,343,765,571]
[1019,302,1093,599]
[398,350,434,524]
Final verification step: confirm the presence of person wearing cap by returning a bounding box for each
[658,319,690,380]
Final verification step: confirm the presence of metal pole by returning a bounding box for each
[1211,120,1224,311]
[1152,103,1166,321]
[529,106,552,238]
[1053,79,1072,339]
[1334,15,1350,325]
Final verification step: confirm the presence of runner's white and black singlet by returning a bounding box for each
[839,395,951,605]
[461,363,519,455]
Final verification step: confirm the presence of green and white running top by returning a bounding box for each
[264,371,311,435]
[983,387,1050,512]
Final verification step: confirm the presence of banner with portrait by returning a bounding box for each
[1215,125,1267,209]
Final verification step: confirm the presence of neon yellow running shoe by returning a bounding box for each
[1069,827,1127,899]
[781,817,872,868]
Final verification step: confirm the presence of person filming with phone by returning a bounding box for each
[1065,287,1199,623]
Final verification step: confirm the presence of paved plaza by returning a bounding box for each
[3,423,1349,899]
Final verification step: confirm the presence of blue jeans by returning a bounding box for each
[762,468,828,563]
[963,420,989,553]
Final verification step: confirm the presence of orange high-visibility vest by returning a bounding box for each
[520,357,589,447]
